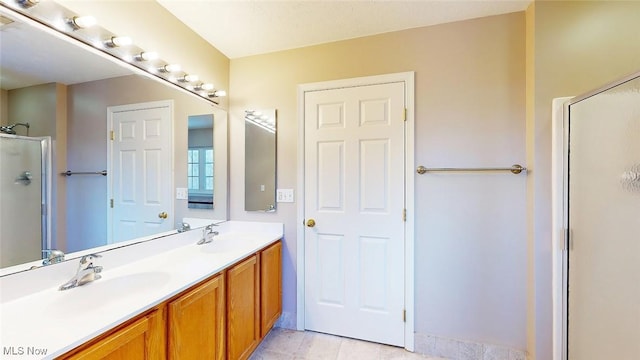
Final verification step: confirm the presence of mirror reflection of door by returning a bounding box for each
[244,109,276,211]
[109,101,173,243]
[187,114,214,209]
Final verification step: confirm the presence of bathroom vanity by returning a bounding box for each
[0,221,283,360]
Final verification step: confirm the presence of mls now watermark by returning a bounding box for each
[3,346,49,356]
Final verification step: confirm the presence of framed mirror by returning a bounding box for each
[244,109,276,211]
[0,3,228,273]
[187,114,214,209]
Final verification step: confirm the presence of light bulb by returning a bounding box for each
[195,83,214,91]
[180,74,198,83]
[105,36,132,47]
[70,16,96,29]
[159,64,181,73]
[18,0,39,8]
[137,51,158,61]
[209,90,227,98]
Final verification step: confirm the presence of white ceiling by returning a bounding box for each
[157,0,531,59]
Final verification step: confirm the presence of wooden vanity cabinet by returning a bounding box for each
[167,274,225,360]
[58,240,282,360]
[260,241,282,337]
[226,240,282,360]
[60,307,165,360]
[226,255,260,360]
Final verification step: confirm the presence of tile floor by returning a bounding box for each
[250,328,447,360]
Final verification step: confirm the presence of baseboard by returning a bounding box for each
[274,311,296,330]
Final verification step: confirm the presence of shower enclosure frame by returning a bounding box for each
[0,134,52,262]
[553,69,640,360]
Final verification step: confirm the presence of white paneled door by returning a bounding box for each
[304,81,406,346]
[108,101,173,243]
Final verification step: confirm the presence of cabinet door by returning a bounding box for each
[227,255,260,360]
[168,274,225,360]
[63,307,165,360]
[261,241,282,337]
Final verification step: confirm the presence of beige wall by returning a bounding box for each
[528,1,640,359]
[230,12,527,349]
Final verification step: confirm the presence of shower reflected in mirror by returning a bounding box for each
[0,134,50,268]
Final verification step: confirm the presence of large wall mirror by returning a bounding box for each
[0,3,228,273]
[244,109,276,211]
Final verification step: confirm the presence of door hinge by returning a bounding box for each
[110,130,114,141]
[41,204,46,216]
[402,309,406,322]
[403,108,407,121]
[402,209,406,222]
[110,199,114,208]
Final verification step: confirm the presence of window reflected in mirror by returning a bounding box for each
[245,109,276,211]
[188,114,214,209]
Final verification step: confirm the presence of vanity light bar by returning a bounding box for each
[5,0,225,107]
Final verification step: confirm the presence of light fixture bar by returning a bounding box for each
[1,2,225,107]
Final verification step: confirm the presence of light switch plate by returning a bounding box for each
[176,187,188,200]
[277,189,294,203]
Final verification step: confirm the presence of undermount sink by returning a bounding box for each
[47,271,171,316]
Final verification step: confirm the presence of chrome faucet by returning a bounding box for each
[196,224,219,245]
[59,254,103,291]
[42,249,65,266]
[177,222,191,233]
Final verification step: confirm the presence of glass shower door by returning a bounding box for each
[0,135,48,268]
[567,75,640,359]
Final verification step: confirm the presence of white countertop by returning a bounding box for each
[0,221,283,359]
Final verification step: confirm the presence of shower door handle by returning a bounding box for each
[14,171,32,186]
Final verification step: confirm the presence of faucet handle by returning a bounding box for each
[79,253,102,265]
[42,249,65,265]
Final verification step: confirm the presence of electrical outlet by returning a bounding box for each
[276,189,294,203]
[176,187,188,200]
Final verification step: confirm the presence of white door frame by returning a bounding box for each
[106,100,175,243]
[551,96,572,360]
[296,72,415,350]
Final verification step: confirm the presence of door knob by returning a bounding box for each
[306,219,316,228]
[158,212,168,219]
